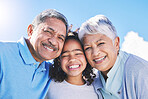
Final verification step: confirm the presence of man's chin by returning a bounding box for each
[40,52,60,60]
[44,55,58,61]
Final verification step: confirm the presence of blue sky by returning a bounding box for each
[0,0,148,45]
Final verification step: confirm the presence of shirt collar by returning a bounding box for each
[107,50,129,79]
[93,71,103,90]
[97,51,129,95]
[17,37,40,65]
[36,61,47,72]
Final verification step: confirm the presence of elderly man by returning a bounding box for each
[79,15,148,99]
[0,9,68,99]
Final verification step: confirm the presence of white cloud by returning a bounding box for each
[121,31,148,61]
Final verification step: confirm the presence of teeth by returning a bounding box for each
[95,56,106,62]
[69,65,80,69]
[44,46,53,51]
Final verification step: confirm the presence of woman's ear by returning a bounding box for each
[27,24,34,39]
[114,36,120,52]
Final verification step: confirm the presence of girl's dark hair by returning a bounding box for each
[49,32,96,85]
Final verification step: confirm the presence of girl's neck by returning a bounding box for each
[66,74,85,85]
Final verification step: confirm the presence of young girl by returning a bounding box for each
[45,32,98,99]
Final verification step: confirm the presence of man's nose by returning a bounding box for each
[48,36,57,46]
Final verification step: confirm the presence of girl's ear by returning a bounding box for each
[27,24,34,39]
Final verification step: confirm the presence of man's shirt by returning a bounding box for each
[0,37,51,99]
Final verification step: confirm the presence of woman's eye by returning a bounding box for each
[97,42,105,46]
[84,47,91,51]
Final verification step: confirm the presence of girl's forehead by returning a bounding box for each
[62,39,82,52]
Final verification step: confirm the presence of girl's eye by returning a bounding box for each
[61,55,69,58]
[75,53,83,55]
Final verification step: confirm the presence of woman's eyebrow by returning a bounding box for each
[84,38,103,46]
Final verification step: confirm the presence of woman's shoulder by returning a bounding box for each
[124,54,148,79]
[125,54,148,70]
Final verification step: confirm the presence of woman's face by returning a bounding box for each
[83,33,119,75]
[60,39,87,78]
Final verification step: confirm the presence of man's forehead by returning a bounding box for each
[45,26,66,37]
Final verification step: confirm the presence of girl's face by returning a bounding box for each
[60,39,87,78]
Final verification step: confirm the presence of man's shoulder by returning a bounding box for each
[0,41,18,48]
[0,41,18,53]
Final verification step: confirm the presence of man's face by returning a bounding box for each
[83,33,119,75]
[28,17,66,62]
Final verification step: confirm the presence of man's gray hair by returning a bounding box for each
[32,9,68,33]
[78,15,117,42]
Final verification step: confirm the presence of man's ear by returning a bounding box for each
[114,36,120,52]
[27,24,34,39]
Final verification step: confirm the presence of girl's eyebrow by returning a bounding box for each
[62,49,83,54]
[72,49,83,52]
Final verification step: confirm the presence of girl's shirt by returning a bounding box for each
[45,80,98,99]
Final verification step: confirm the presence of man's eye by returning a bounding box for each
[44,30,52,34]
[44,30,50,32]
[58,37,64,41]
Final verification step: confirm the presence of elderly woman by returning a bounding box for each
[78,15,148,99]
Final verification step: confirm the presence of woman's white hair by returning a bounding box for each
[78,15,117,42]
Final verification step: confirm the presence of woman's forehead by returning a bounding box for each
[83,34,112,45]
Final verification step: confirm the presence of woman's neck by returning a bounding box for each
[101,68,111,82]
